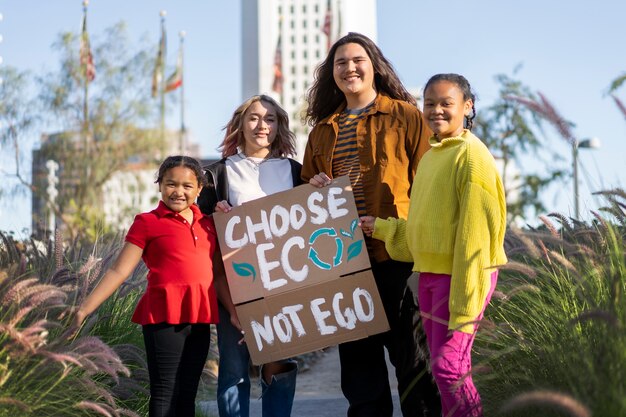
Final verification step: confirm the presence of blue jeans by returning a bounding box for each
[216,304,297,417]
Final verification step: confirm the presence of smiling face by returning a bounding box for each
[333,42,377,108]
[241,100,278,158]
[159,166,202,215]
[423,80,473,140]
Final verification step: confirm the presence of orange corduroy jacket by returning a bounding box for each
[301,93,432,263]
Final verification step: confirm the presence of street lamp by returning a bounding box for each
[572,137,601,219]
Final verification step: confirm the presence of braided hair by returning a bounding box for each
[424,73,476,130]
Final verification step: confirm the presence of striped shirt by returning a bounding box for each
[332,103,373,216]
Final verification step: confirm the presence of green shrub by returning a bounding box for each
[475,190,626,416]
[1,228,222,416]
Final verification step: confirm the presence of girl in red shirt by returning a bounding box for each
[75,155,230,417]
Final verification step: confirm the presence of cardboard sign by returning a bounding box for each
[236,270,388,364]
[213,176,371,305]
[213,176,389,365]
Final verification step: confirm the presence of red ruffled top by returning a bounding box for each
[125,201,219,325]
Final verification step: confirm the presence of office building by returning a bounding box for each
[242,0,377,159]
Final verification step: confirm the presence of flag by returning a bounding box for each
[271,33,283,94]
[165,47,183,93]
[151,21,166,98]
[322,0,332,51]
[80,13,96,82]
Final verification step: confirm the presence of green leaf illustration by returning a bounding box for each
[347,240,364,262]
[350,218,358,234]
[340,228,353,239]
[232,262,256,281]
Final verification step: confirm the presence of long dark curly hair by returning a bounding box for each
[304,32,415,126]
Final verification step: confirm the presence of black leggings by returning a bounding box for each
[142,323,212,417]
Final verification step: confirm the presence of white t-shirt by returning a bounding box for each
[225,153,293,207]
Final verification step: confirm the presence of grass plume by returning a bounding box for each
[474,190,626,416]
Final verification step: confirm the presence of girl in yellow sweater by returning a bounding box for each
[360,73,507,417]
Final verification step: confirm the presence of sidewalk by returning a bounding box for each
[198,346,402,417]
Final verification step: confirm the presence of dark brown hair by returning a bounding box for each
[304,32,416,126]
[155,155,207,186]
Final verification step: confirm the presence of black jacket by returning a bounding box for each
[197,157,303,215]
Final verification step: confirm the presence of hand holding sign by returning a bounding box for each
[308,171,333,187]
[214,176,372,303]
[359,216,376,237]
[213,176,389,364]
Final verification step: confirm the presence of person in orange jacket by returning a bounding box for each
[301,32,440,417]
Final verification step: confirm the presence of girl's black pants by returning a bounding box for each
[142,322,212,417]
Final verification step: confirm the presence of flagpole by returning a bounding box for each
[336,0,342,40]
[271,17,284,103]
[278,14,285,106]
[159,10,167,146]
[81,0,91,192]
[179,31,186,154]
[80,0,89,130]
[323,0,332,52]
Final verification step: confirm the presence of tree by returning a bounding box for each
[473,69,568,223]
[30,22,166,242]
[0,66,39,202]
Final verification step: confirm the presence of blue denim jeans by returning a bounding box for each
[260,364,298,417]
[216,304,297,417]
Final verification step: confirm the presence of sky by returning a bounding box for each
[1,0,625,235]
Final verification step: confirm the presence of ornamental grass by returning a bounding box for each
[0,231,149,416]
[474,189,626,416]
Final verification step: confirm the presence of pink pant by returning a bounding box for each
[417,271,498,417]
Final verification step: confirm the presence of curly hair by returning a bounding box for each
[304,32,416,126]
[155,155,207,186]
[424,73,477,130]
[218,95,296,158]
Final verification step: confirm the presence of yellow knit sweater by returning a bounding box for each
[373,130,507,333]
